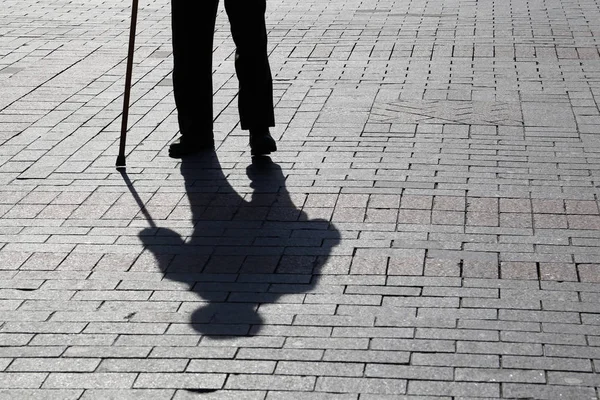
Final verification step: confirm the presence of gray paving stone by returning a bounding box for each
[0,389,83,400]
[543,322,600,336]
[331,327,413,338]
[455,368,545,383]
[236,348,323,362]
[187,360,276,374]
[418,307,498,320]
[294,315,376,328]
[225,375,315,391]
[407,381,499,397]
[371,339,455,353]
[499,309,581,324]
[548,371,600,386]
[375,316,456,329]
[501,331,587,346]
[386,276,462,287]
[502,356,592,372]
[412,353,499,368]
[42,373,137,389]
[415,328,498,342]
[0,347,64,359]
[260,391,346,400]
[0,373,47,389]
[98,358,188,373]
[315,377,406,395]
[81,389,176,400]
[458,319,540,332]
[456,341,543,356]
[382,296,459,308]
[503,383,597,400]
[115,335,200,347]
[199,336,284,348]
[30,334,116,347]
[420,286,498,298]
[150,347,236,360]
[8,358,100,372]
[83,322,168,335]
[275,361,364,377]
[323,349,409,364]
[64,346,152,359]
[336,305,416,319]
[134,373,226,389]
[359,396,448,400]
[545,344,600,359]
[175,390,265,400]
[284,337,369,350]
[365,364,453,381]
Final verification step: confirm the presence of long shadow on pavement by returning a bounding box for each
[137,151,340,338]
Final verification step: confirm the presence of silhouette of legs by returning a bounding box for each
[170,0,275,156]
[225,0,275,130]
[171,0,218,140]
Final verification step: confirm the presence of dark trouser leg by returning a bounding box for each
[171,0,218,139]
[224,0,275,130]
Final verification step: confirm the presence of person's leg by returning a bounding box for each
[224,0,276,155]
[170,0,219,156]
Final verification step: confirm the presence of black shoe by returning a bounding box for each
[169,137,214,158]
[249,129,277,156]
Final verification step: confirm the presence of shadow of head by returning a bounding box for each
[138,152,340,338]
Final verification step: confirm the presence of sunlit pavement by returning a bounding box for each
[1,0,600,398]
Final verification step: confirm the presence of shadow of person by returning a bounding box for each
[138,152,340,338]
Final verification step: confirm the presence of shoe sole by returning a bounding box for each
[169,144,215,158]
[250,137,277,156]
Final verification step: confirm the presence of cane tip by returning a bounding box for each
[116,155,126,170]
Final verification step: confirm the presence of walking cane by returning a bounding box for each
[116,0,140,170]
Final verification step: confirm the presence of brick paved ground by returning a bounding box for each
[1,0,600,398]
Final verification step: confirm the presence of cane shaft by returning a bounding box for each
[117,0,140,168]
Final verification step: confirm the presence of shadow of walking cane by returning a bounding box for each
[119,169,156,229]
[131,152,340,339]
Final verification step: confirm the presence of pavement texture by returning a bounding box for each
[1,0,600,398]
